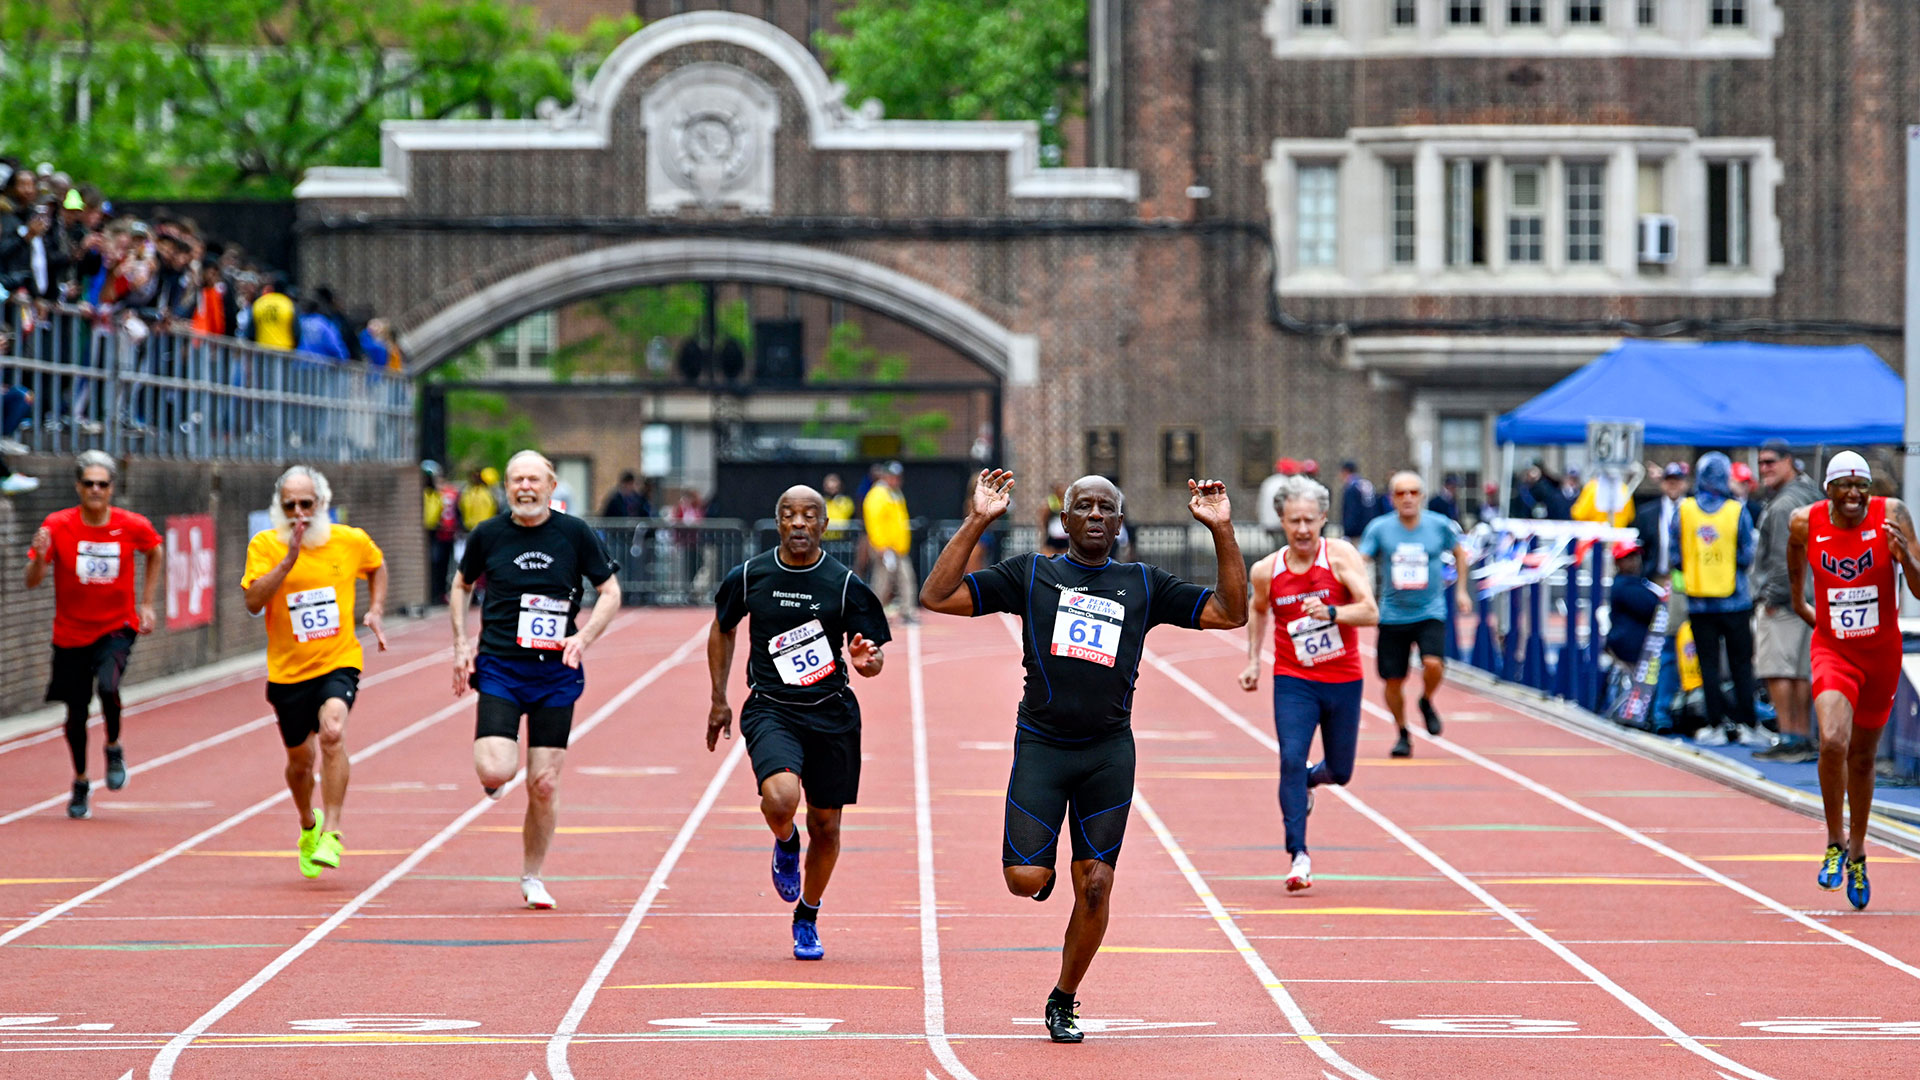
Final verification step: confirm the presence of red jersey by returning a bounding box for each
[1808,497,1902,657]
[36,506,161,647]
[1270,540,1362,682]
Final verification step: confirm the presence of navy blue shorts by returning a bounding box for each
[470,653,585,711]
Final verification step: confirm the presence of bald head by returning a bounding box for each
[1060,475,1124,561]
[1066,475,1124,514]
[773,484,828,564]
[776,484,827,518]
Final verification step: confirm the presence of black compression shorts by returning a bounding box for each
[45,628,136,706]
[739,695,862,809]
[475,693,575,749]
[1376,618,1446,681]
[265,668,360,749]
[1003,726,1135,869]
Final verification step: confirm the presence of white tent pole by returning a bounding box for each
[1905,126,1920,615]
[1500,442,1516,521]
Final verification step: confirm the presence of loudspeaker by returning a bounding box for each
[754,319,804,385]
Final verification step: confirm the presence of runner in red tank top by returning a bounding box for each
[1786,451,1920,910]
[1240,476,1378,893]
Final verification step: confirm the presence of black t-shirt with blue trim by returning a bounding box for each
[714,549,892,730]
[965,552,1212,743]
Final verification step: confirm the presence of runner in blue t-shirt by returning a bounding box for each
[1356,471,1474,758]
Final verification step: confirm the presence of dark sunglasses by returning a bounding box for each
[79,479,112,490]
[281,498,316,512]
[1757,456,1782,466]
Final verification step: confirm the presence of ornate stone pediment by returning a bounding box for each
[642,63,779,215]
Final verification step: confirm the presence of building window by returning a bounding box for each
[1510,1,1544,25]
[1568,1,1605,24]
[1706,160,1750,266]
[1446,160,1488,267]
[1710,0,1745,26]
[1299,0,1336,26]
[1637,0,1657,25]
[1506,165,1545,264]
[1440,416,1487,518]
[487,310,556,371]
[1297,164,1339,268]
[1449,1,1485,26]
[1565,163,1605,265]
[1393,0,1418,26]
[1388,162,1416,265]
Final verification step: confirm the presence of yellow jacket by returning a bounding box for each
[1570,478,1635,528]
[862,484,910,555]
[458,483,498,530]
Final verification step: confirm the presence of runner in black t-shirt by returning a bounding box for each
[708,485,890,961]
[449,450,621,910]
[921,469,1247,1043]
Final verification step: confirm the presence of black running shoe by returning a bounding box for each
[1418,697,1444,736]
[1032,869,1057,903]
[1045,996,1083,1043]
[105,746,127,791]
[67,780,91,819]
[1391,730,1413,758]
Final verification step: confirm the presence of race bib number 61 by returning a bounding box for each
[1051,591,1125,668]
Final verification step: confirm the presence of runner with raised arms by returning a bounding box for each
[450,449,621,910]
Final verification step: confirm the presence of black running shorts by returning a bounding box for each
[1376,618,1446,681]
[265,667,360,749]
[474,693,576,749]
[739,694,862,809]
[45,628,137,707]
[1003,727,1135,869]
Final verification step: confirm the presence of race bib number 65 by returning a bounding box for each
[516,594,569,650]
[1051,591,1125,668]
[287,586,341,642]
[769,619,836,687]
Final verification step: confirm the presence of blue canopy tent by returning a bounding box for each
[1496,340,1903,447]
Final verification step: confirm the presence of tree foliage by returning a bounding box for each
[804,321,951,458]
[817,0,1087,159]
[0,0,638,198]
[545,286,752,382]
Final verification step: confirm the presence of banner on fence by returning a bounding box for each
[165,514,216,629]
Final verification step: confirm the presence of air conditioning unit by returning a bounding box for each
[1638,213,1677,264]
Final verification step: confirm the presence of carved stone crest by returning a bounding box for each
[643,63,779,214]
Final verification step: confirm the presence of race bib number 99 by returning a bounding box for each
[1391,543,1430,591]
[1828,586,1879,637]
[76,540,121,585]
[1051,591,1125,668]
[516,594,569,650]
[769,619,836,687]
[1287,615,1345,666]
[287,586,341,642]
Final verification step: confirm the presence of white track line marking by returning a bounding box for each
[0,647,453,826]
[150,624,707,1080]
[1133,789,1382,1080]
[1144,648,1781,1080]
[909,623,984,1080]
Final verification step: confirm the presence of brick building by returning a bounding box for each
[302,1,1914,524]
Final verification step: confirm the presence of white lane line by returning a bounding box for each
[908,623,984,1080]
[0,647,454,826]
[1375,699,1920,982]
[150,624,709,1080]
[1144,648,1781,1080]
[1133,789,1383,1080]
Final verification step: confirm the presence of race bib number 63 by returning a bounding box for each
[517,594,569,650]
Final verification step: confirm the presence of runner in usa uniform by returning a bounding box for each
[1786,451,1920,910]
[450,450,620,910]
[921,470,1247,1044]
[24,451,163,820]
[242,466,388,879]
[708,486,890,961]
[1239,475,1379,892]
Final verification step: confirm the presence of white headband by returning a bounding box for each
[1824,452,1871,487]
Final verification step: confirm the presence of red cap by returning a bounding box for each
[1301,458,1319,475]
[1277,457,1301,476]
[1611,539,1642,562]
[1730,462,1754,485]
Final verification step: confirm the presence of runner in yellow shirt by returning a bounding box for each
[242,465,388,879]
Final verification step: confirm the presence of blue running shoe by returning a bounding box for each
[772,834,802,902]
[792,919,824,960]
[1817,844,1844,892]
[1846,857,1870,910]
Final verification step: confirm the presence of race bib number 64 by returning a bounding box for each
[1051,591,1125,668]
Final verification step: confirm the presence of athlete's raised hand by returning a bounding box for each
[283,519,307,565]
[848,633,884,677]
[706,701,733,751]
[28,526,51,561]
[1188,478,1233,528]
[970,469,1015,522]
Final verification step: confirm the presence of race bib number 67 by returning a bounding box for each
[1828,585,1879,638]
[1051,591,1125,668]
[516,594,569,650]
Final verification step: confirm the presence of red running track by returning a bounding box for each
[2,608,1917,1079]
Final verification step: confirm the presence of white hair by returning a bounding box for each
[505,449,557,482]
[74,449,117,481]
[269,465,333,547]
[1273,475,1330,517]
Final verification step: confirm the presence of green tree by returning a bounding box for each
[803,321,951,458]
[817,0,1087,159]
[546,286,753,382]
[0,0,638,199]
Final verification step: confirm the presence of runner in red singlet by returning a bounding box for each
[1786,451,1920,910]
[1240,476,1378,892]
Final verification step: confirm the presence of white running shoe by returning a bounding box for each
[1285,852,1313,893]
[521,877,556,909]
[1,473,40,496]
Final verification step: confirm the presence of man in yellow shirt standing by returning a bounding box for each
[242,466,388,879]
[862,462,915,620]
[251,275,297,351]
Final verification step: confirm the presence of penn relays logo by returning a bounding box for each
[1821,549,1874,582]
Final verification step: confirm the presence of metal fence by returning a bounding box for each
[1,302,414,462]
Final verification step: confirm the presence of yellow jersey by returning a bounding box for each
[862,484,910,555]
[252,292,296,350]
[244,526,384,684]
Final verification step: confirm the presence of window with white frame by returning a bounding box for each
[1388,162,1416,265]
[1393,0,1418,26]
[1264,0,1775,56]
[1637,0,1658,25]
[1446,160,1488,267]
[1297,164,1339,268]
[1567,1,1605,25]
[484,310,557,372]
[1440,416,1487,516]
[1509,1,1544,26]
[1298,0,1335,26]
[1449,0,1485,25]
[1564,162,1605,264]
[1506,165,1545,265]
[1706,159,1749,267]
[1710,0,1745,26]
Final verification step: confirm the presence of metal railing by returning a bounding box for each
[1,302,415,462]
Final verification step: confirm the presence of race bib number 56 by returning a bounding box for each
[1051,591,1125,668]
[287,586,341,642]
[769,619,836,687]
[516,594,569,650]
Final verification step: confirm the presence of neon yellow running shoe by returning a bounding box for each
[1817,844,1844,892]
[312,831,344,871]
[298,809,325,879]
